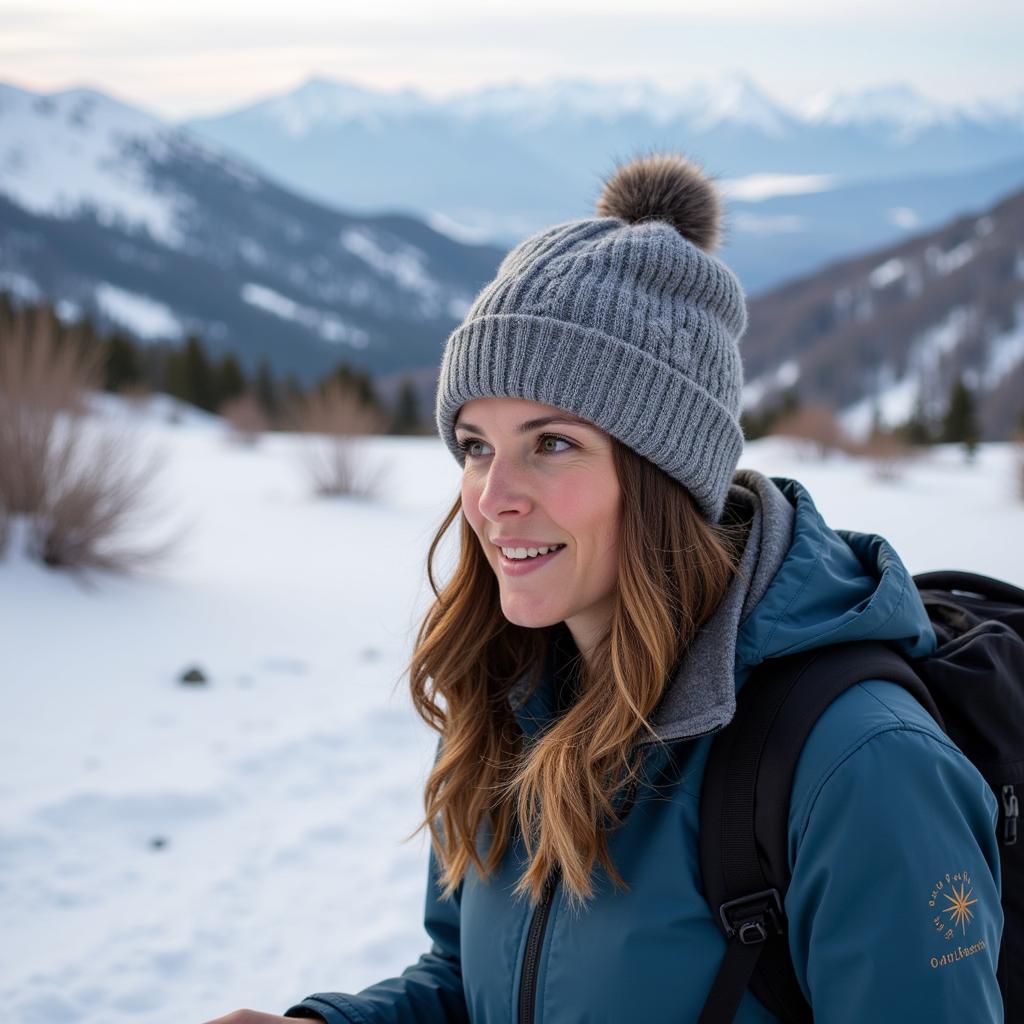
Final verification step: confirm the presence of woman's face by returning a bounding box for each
[455,396,622,661]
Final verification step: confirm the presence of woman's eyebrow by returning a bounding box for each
[454,415,595,435]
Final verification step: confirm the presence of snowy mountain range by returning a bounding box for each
[197,73,1022,143]
[184,73,1024,258]
[0,81,503,384]
[1,75,1023,434]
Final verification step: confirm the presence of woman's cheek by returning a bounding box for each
[461,480,484,527]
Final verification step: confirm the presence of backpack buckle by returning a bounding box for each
[718,889,785,944]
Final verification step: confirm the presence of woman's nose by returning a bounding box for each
[476,458,534,516]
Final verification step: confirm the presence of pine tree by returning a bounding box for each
[898,389,935,446]
[255,357,278,421]
[388,377,422,435]
[179,335,216,412]
[941,373,979,458]
[105,331,143,392]
[215,353,247,408]
[162,347,186,402]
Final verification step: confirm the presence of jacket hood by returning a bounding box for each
[646,469,937,744]
[512,468,937,745]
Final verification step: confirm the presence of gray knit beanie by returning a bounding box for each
[434,152,748,523]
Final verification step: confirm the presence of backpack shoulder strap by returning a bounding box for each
[698,639,941,1024]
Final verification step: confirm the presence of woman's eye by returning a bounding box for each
[540,435,572,453]
[458,434,574,458]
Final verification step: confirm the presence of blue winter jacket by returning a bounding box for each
[284,470,1003,1023]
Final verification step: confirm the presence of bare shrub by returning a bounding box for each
[220,392,269,446]
[29,424,181,574]
[289,379,389,498]
[848,429,921,483]
[0,306,103,513]
[0,306,178,575]
[768,404,851,459]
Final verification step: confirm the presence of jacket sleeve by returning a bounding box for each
[283,845,468,1024]
[785,695,1004,1023]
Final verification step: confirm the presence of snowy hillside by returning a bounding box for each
[0,81,503,384]
[0,82,245,249]
[742,184,1024,440]
[0,398,1021,1024]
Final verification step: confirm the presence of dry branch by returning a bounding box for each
[289,379,388,498]
[0,307,179,574]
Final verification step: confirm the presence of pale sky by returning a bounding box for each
[2,0,1021,120]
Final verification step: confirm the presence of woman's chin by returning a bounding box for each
[499,597,564,630]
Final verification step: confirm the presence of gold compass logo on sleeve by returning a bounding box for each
[928,870,977,941]
[926,870,988,971]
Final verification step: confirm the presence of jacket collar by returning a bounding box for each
[642,468,794,744]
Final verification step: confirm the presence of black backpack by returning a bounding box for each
[698,570,1024,1024]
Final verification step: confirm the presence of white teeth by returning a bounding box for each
[501,544,564,560]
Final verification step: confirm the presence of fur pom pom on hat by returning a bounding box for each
[595,152,723,253]
[434,151,748,523]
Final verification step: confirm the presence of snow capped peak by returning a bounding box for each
[797,81,961,135]
[249,75,433,136]
[442,71,793,133]
[678,70,792,136]
[182,72,1021,146]
[191,71,797,136]
[0,81,166,140]
[445,75,678,124]
[0,80,197,246]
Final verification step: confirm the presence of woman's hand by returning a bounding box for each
[201,1011,315,1024]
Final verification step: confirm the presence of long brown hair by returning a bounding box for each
[404,436,747,910]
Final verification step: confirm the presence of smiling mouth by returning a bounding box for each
[496,545,566,574]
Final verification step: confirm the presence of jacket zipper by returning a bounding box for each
[518,867,560,1024]
[514,773,641,1024]
[514,725,720,1023]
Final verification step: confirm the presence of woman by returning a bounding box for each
[207,153,1002,1024]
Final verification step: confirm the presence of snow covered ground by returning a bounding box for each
[1,398,1021,1024]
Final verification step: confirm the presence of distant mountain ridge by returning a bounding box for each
[182,73,1024,292]
[184,73,1024,196]
[0,81,503,385]
[201,73,1021,139]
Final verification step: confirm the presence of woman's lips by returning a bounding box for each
[497,545,566,576]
